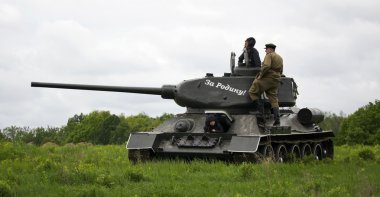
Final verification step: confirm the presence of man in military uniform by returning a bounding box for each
[238,37,261,67]
[248,43,283,126]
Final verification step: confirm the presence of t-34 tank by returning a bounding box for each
[31,53,334,163]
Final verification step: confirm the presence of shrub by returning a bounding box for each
[346,127,369,145]
[339,100,380,145]
[238,162,255,179]
[74,163,98,183]
[36,158,58,171]
[301,155,317,164]
[0,142,26,161]
[0,132,8,142]
[126,167,146,182]
[286,153,300,163]
[343,156,351,163]
[369,129,380,145]
[358,149,376,161]
[96,173,114,188]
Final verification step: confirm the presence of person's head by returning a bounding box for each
[206,114,217,126]
[265,43,276,54]
[245,37,256,48]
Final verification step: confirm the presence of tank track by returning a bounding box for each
[127,138,333,163]
[232,139,334,163]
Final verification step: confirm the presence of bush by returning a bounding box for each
[74,163,98,183]
[339,100,380,145]
[238,162,255,179]
[0,132,8,142]
[126,167,146,182]
[358,149,376,161]
[96,173,114,188]
[0,142,26,161]
[286,153,300,163]
[369,129,380,145]
[346,127,369,145]
[301,155,317,164]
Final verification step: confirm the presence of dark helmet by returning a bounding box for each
[246,37,256,47]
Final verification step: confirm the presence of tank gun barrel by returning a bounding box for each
[31,82,176,99]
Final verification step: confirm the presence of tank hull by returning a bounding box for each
[126,113,334,163]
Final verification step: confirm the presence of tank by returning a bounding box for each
[31,52,334,163]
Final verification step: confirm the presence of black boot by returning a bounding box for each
[257,100,264,114]
[249,100,260,114]
[273,107,280,126]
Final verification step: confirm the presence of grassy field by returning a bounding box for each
[1,142,379,197]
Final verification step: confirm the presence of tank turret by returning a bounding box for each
[31,50,334,163]
[32,73,297,114]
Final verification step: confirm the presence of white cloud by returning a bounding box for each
[0,4,21,25]
[1,0,380,129]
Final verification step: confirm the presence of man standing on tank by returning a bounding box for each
[238,37,261,67]
[248,43,283,126]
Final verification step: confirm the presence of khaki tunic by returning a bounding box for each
[248,52,283,108]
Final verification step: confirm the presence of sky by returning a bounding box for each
[1,0,380,129]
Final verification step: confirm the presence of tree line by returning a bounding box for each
[1,100,379,146]
[320,100,380,145]
[0,112,173,145]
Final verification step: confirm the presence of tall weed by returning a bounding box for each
[0,180,12,197]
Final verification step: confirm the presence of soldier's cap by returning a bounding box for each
[264,43,276,49]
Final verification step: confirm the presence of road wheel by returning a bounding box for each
[275,144,288,163]
[261,144,275,162]
[301,144,312,158]
[313,144,323,161]
[289,144,301,161]
[323,140,334,159]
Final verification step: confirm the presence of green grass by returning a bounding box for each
[1,142,380,197]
